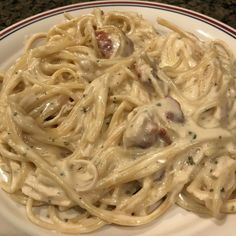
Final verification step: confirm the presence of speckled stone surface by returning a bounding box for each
[0,0,235,31]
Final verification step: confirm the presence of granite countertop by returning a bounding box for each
[0,0,235,31]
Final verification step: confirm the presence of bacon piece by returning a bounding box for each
[135,54,155,83]
[123,110,159,149]
[166,111,184,123]
[95,31,113,58]
[161,97,185,123]
[158,128,172,145]
[123,96,185,149]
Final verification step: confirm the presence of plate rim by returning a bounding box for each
[0,0,235,41]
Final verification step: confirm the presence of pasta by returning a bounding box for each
[0,8,236,234]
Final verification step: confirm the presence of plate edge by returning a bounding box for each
[0,0,235,40]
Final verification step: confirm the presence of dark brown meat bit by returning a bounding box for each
[159,128,172,145]
[163,97,185,123]
[137,121,159,148]
[166,111,184,123]
[95,31,113,58]
[123,111,159,149]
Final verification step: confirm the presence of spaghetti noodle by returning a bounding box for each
[0,9,236,234]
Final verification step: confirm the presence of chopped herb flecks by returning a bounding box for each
[49,137,55,142]
[186,156,195,165]
[188,131,197,140]
[64,141,69,146]
[81,107,88,113]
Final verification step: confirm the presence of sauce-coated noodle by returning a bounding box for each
[0,9,236,234]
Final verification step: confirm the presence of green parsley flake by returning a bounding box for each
[186,156,195,165]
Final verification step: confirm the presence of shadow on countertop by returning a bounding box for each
[0,0,235,31]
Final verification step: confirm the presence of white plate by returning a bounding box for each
[0,1,235,236]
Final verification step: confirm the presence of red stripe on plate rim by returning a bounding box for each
[0,0,235,39]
